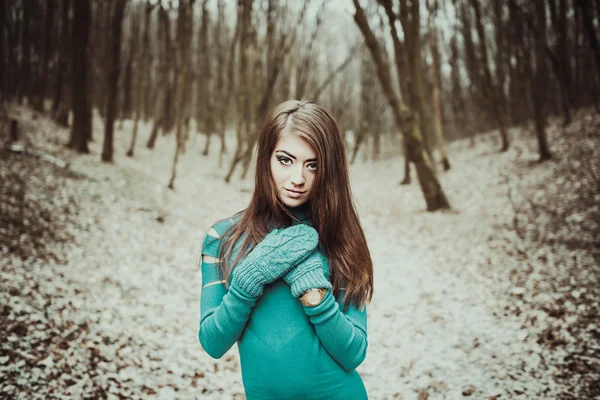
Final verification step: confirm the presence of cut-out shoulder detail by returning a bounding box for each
[203,280,226,288]
[207,227,219,238]
[202,255,219,263]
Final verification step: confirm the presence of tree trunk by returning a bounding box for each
[0,0,5,103]
[199,0,214,157]
[33,0,56,112]
[575,0,600,79]
[101,0,127,163]
[128,1,154,157]
[52,0,71,125]
[549,0,572,125]
[168,0,195,190]
[469,0,509,152]
[18,1,32,105]
[427,0,450,170]
[215,0,233,167]
[147,5,170,149]
[533,0,552,161]
[69,0,92,153]
[225,0,252,184]
[351,130,365,165]
[398,0,434,160]
[353,0,450,211]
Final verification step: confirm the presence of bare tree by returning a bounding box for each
[549,0,572,125]
[311,41,362,102]
[121,2,139,123]
[215,1,238,167]
[52,0,71,126]
[295,1,326,99]
[0,1,4,105]
[101,0,128,163]
[377,0,432,183]
[465,0,510,151]
[127,0,155,157]
[168,0,195,189]
[147,3,173,149]
[426,0,450,171]
[353,0,450,211]
[33,0,56,112]
[574,0,600,80]
[198,0,215,157]
[225,0,253,183]
[532,0,551,160]
[68,0,92,153]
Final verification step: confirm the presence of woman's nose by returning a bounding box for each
[290,166,305,185]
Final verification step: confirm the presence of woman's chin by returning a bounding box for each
[280,196,308,208]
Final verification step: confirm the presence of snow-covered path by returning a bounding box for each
[3,110,568,399]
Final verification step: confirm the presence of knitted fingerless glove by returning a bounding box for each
[284,250,332,298]
[232,225,319,297]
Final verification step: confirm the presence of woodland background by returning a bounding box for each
[1,0,599,399]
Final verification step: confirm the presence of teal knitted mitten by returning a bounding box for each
[284,250,332,298]
[233,225,319,297]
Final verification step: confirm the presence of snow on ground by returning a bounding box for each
[2,107,597,399]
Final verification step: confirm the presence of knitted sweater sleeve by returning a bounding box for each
[303,290,368,372]
[198,221,258,359]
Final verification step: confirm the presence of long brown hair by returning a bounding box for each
[218,100,373,307]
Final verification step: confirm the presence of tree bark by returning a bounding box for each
[101,0,127,163]
[469,0,509,151]
[69,0,92,153]
[215,0,234,167]
[199,0,215,157]
[18,1,32,105]
[122,8,138,121]
[128,1,155,157]
[427,0,450,170]
[52,0,71,126]
[147,5,171,149]
[353,0,450,211]
[0,0,5,103]
[33,0,56,112]
[215,1,238,167]
[398,0,434,159]
[533,0,552,161]
[549,0,572,125]
[575,0,600,79]
[225,0,252,183]
[168,0,195,189]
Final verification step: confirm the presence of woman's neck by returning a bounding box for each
[285,202,311,222]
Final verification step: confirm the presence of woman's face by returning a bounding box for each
[270,131,317,208]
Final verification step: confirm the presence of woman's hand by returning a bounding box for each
[232,225,319,297]
[284,250,332,298]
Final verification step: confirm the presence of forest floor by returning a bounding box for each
[1,105,599,400]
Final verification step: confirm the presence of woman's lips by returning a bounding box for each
[285,188,305,198]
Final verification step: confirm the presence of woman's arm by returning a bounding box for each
[198,225,258,359]
[303,291,368,372]
[199,221,319,358]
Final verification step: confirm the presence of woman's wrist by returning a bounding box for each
[299,288,328,306]
[289,267,332,298]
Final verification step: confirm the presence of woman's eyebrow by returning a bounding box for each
[276,150,317,162]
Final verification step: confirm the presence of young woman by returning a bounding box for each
[199,100,374,399]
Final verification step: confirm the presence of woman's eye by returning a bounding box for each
[277,156,292,165]
[307,163,317,171]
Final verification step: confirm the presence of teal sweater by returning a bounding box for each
[198,210,369,399]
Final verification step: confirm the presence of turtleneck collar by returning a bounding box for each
[286,201,311,223]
